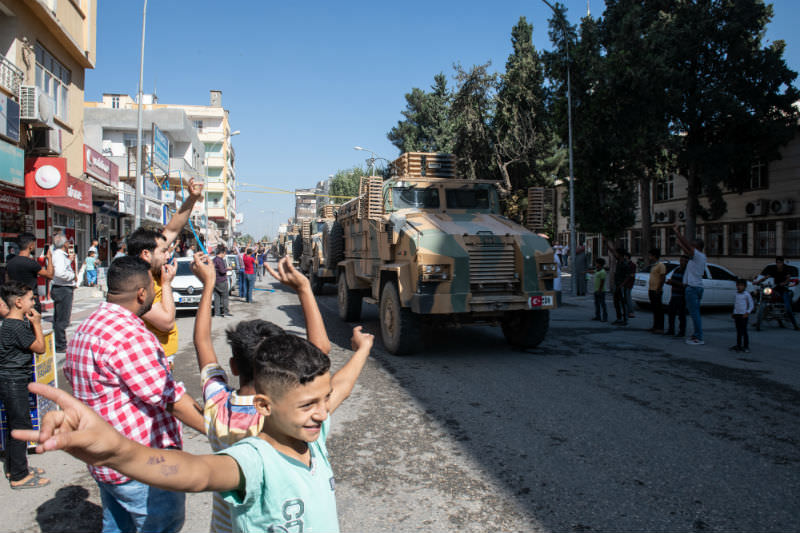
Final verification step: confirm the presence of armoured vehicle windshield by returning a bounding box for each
[392,186,440,209]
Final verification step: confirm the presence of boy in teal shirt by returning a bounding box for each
[14,320,374,533]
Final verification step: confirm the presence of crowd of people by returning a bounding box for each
[0,177,375,533]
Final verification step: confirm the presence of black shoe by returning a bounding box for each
[224,313,233,317]
[664,330,675,335]
[591,317,601,321]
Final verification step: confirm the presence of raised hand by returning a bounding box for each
[266,256,310,292]
[191,252,216,285]
[351,325,374,352]
[161,262,177,284]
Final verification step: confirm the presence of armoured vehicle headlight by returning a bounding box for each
[763,287,772,295]
[419,264,450,281]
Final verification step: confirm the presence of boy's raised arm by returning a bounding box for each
[13,382,241,494]
[190,253,219,371]
[266,257,331,354]
[329,326,374,414]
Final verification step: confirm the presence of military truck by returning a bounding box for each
[298,205,340,294]
[332,152,558,354]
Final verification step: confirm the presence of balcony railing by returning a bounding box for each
[0,56,24,97]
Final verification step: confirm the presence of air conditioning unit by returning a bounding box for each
[655,210,676,223]
[770,199,794,215]
[745,199,769,216]
[677,209,686,221]
[19,86,54,128]
[31,127,62,155]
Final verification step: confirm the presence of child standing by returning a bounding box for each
[84,250,97,287]
[731,279,754,353]
[591,258,608,322]
[0,281,49,489]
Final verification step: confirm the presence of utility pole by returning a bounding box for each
[133,0,148,228]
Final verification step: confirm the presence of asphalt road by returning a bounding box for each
[3,265,799,532]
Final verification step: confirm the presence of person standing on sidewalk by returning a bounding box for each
[590,257,608,322]
[63,256,206,533]
[647,248,666,334]
[607,244,629,325]
[51,232,76,353]
[5,233,53,314]
[574,245,588,296]
[242,248,257,303]
[212,245,231,318]
[665,255,688,337]
[673,223,707,345]
[731,279,754,353]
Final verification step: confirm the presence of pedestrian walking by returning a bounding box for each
[5,233,53,314]
[0,281,49,490]
[731,279,754,353]
[665,255,688,337]
[212,245,232,318]
[50,232,76,353]
[84,250,98,287]
[591,257,608,321]
[607,243,630,325]
[62,256,206,533]
[624,252,636,318]
[673,223,707,345]
[647,248,666,333]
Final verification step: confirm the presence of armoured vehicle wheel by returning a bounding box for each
[380,281,422,355]
[501,310,549,348]
[338,272,362,321]
[310,271,324,295]
[292,235,303,262]
[325,221,345,267]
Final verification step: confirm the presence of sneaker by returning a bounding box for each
[729,345,741,352]
[686,337,705,345]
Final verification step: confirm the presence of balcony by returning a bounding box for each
[207,206,226,219]
[0,56,23,98]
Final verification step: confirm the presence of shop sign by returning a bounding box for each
[0,190,21,211]
[25,157,67,198]
[162,190,175,203]
[0,141,24,187]
[47,175,93,214]
[0,94,20,143]
[144,177,161,201]
[144,199,162,222]
[84,145,119,186]
[152,124,169,173]
[118,182,135,216]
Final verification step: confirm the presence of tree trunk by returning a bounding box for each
[639,174,652,254]
[685,162,698,240]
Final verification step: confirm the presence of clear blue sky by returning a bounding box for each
[86,0,800,240]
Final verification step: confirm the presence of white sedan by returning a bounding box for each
[171,257,203,310]
[632,260,752,308]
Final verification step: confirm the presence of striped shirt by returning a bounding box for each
[63,302,185,484]
[202,363,263,533]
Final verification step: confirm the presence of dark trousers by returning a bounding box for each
[213,280,229,316]
[734,314,749,348]
[613,286,628,323]
[649,290,664,330]
[0,377,33,481]
[244,273,256,303]
[667,294,687,335]
[237,270,245,296]
[594,291,608,321]
[51,285,74,352]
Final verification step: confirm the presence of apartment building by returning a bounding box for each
[0,0,97,278]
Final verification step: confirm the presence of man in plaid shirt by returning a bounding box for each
[64,256,205,533]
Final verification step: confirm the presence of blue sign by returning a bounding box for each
[152,124,169,173]
[0,95,20,143]
[0,140,24,187]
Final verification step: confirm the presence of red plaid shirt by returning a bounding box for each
[63,302,186,484]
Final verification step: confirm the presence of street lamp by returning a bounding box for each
[134,0,148,229]
[541,0,577,296]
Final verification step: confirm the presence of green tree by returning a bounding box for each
[650,0,798,238]
[451,62,497,180]
[387,73,455,153]
[329,166,368,204]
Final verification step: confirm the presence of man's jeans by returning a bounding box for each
[97,479,185,533]
[213,280,229,316]
[0,377,33,481]
[51,285,74,352]
[594,291,608,321]
[685,285,704,340]
[244,273,256,303]
[782,291,798,328]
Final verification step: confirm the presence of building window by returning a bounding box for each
[194,120,203,131]
[785,219,800,257]
[706,225,724,256]
[111,96,120,109]
[755,221,776,257]
[748,160,768,190]
[650,230,662,253]
[655,175,675,201]
[729,223,748,256]
[34,43,71,122]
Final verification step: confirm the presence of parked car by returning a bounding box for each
[170,257,203,310]
[632,259,753,308]
[753,261,800,309]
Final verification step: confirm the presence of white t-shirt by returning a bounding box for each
[685,249,707,288]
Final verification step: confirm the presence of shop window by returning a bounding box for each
[706,225,724,256]
[785,219,800,257]
[755,221,776,256]
[729,223,748,256]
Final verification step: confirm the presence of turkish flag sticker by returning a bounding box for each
[528,295,543,308]
[25,157,67,198]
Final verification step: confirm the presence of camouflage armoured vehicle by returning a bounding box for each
[333,152,558,354]
[298,205,340,294]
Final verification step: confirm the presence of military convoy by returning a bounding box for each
[296,152,558,355]
[296,205,339,294]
